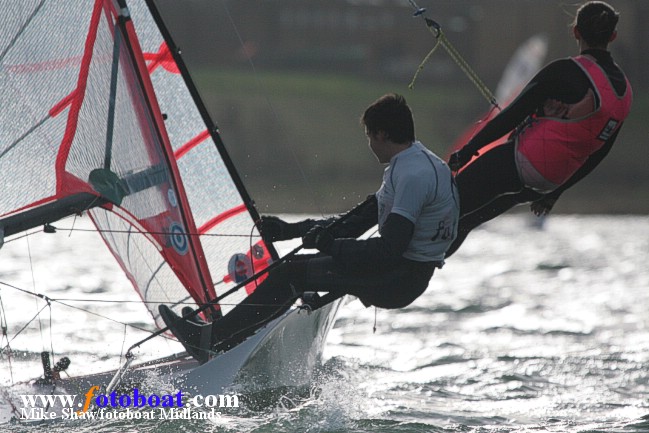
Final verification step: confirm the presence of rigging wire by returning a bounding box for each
[0,293,15,383]
[1,224,260,247]
[0,287,292,309]
[25,236,47,353]
[0,281,175,346]
[24,237,59,372]
[47,302,55,377]
[0,303,49,356]
[34,225,256,238]
[119,324,128,365]
[218,0,326,219]
[0,270,283,361]
[407,0,500,110]
[0,0,46,64]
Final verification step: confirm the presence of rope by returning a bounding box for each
[15,296,296,308]
[0,281,169,341]
[0,277,299,367]
[1,221,261,247]
[36,225,259,238]
[119,324,128,365]
[407,1,499,109]
[373,307,377,334]
[25,236,48,353]
[409,37,442,90]
[436,28,498,107]
[0,303,50,355]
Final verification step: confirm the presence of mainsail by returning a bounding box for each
[0,0,275,329]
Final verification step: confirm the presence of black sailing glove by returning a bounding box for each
[259,216,302,242]
[448,147,478,172]
[302,225,334,255]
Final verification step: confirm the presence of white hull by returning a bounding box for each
[1,299,342,422]
[185,298,342,394]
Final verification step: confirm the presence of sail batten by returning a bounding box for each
[174,129,210,160]
[0,0,47,64]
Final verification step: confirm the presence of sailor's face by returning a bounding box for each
[366,130,388,164]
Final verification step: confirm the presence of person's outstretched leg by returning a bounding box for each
[160,253,437,362]
[159,258,309,363]
[455,142,522,215]
[446,142,523,257]
[209,259,308,349]
[445,194,519,257]
[445,187,544,258]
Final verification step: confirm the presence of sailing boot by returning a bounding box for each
[208,283,298,352]
[159,305,212,364]
[209,260,309,351]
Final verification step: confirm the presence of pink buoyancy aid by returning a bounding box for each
[515,55,632,187]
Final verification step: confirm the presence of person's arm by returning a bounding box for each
[304,212,414,266]
[329,194,379,238]
[449,81,543,170]
[451,59,585,170]
[258,195,377,242]
[464,82,544,154]
[304,171,426,266]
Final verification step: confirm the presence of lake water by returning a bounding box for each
[1,214,648,432]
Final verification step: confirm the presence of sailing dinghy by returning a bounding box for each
[0,0,341,417]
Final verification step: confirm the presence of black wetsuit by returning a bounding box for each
[446,49,629,257]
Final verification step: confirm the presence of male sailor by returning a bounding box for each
[445,0,632,257]
[159,93,459,363]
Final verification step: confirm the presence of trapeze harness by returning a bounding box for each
[513,55,632,193]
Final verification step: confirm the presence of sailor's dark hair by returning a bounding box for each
[574,1,619,47]
[361,93,415,144]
